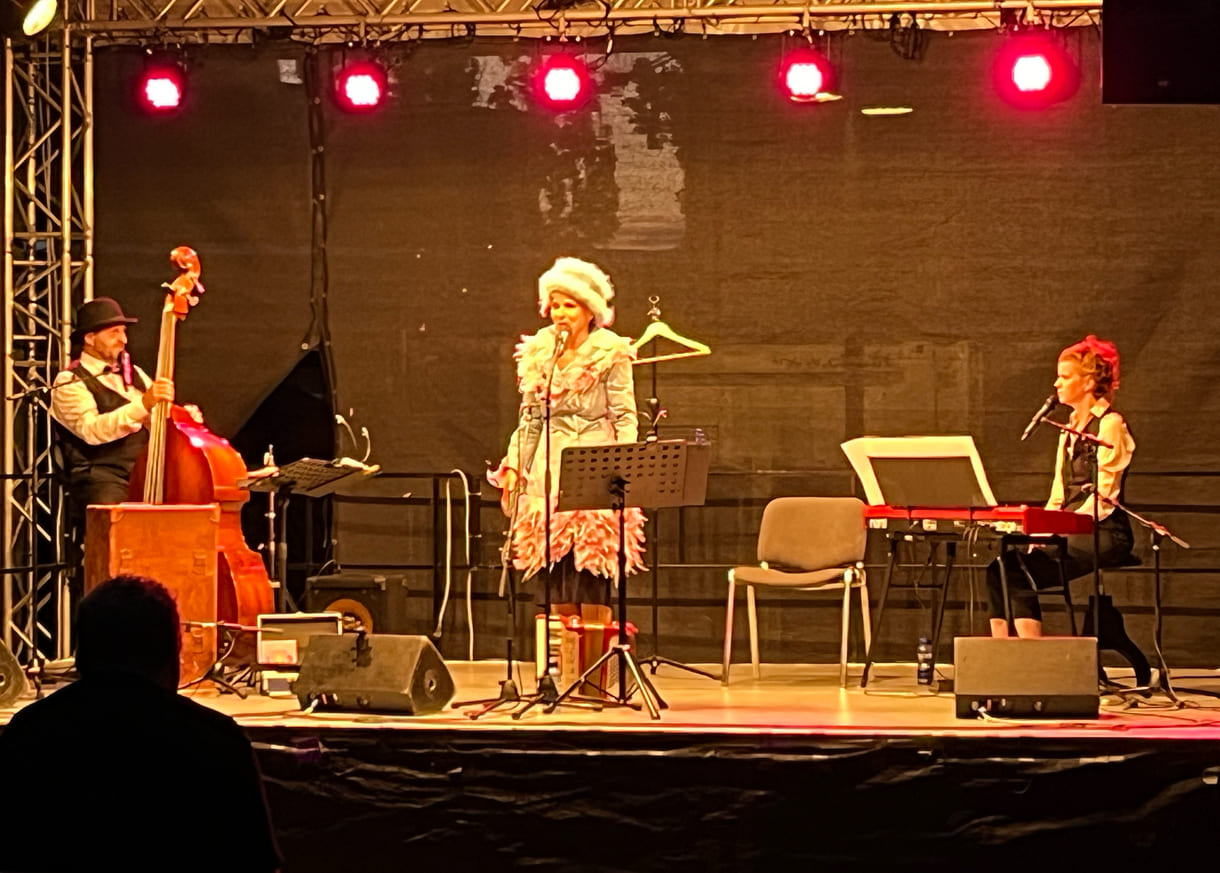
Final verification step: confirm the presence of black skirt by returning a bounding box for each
[530,553,611,607]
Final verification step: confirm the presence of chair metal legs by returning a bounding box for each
[721,572,735,686]
[722,566,871,689]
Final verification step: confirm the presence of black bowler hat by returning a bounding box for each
[71,297,138,341]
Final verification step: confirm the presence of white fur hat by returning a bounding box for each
[537,257,615,328]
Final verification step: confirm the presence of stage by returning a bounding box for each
[8,660,1218,871]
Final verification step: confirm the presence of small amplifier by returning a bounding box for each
[256,612,343,697]
[954,636,1100,719]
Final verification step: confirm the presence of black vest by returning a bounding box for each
[54,363,149,490]
[1060,408,1131,513]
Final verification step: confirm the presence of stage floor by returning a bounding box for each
[175,660,1220,740]
[7,660,1220,738]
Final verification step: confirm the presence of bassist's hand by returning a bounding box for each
[141,377,175,411]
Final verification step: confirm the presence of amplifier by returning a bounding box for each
[305,572,413,635]
[954,636,1099,719]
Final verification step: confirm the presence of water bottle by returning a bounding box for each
[916,637,934,686]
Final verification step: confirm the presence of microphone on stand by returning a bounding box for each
[119,350,134,388]
[553,328,570,358]
[1020,393,1059,442]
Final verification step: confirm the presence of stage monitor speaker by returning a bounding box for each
[1102,0,1220,104]
[953,636,1099,719]
[305,572,412,635]
[293,633,454,715]
[0,640,28,708]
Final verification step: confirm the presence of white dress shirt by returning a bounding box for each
[50,351,152,446]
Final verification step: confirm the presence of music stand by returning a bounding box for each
[241,458,379,612]
[546,440,709,720]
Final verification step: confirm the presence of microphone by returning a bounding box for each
[119,350,134,388]
[1020,393,1059,442]
[554,328,570,357]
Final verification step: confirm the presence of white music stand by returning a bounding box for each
[841,435,997,508]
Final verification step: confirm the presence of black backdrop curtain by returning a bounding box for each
[91,30,1220,662]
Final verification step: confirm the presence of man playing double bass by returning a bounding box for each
[51,297,175,531]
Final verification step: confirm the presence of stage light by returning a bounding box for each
[138,61,187,114]
[334,60,388,113]
[779,48,836,103]
[0,0,58,38]
[533,55,593,111]
[993,36,1080,108]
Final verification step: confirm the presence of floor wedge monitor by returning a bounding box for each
[293,633,454,715]
[954,636,1099,720]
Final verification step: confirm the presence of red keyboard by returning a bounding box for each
[864,504,1093,537]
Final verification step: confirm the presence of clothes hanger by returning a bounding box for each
[631,297,711,365]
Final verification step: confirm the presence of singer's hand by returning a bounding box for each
[487,464,519,515]
[141,377,174,410]
[499,469,519,515]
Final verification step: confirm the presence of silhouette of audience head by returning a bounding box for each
[75,574,181,690]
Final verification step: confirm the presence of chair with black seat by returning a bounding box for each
[721,496,870,688]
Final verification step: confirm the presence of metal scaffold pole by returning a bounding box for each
[3,24,93,666]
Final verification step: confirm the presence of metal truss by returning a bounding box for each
[68,1,1101,42]
[2,30,92,665]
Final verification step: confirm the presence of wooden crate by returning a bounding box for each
[84,503,220,684]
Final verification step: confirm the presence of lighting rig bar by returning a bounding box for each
[70,1,1102,41]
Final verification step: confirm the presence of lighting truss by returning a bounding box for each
[67,1,1102,43]
[3,29,92,664]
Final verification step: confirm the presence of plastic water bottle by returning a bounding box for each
[916,638,934,686]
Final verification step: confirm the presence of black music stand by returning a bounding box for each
[241,458,379,612]
[546,440,709,720]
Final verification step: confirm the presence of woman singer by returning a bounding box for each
[987,334,1136,638]
[489,257,646,628]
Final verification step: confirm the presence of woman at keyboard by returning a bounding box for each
[987,335,1136,638]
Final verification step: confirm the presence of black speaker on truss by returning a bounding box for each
[1102,0,1220,104]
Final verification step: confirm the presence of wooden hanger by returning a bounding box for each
[630,297,711,366]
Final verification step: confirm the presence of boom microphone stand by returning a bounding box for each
[1084,490,1219,703]
[454,478,525,718]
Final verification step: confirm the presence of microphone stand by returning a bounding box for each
[512,329,600,719]
[454,456,527,718]
[1083,491,1218,703]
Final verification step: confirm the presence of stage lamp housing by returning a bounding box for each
[0,0,58,39]
[992,35,1080,108]
[779,47,836,103]
[533,55,594,111]
[334,60,389,113]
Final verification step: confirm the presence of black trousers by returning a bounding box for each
[986,512,1135,623]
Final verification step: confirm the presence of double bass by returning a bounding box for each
[128,247,275,634]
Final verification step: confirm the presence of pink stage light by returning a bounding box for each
[334,61,388,113]
[1011,53,1054,93]
[534,56,593,111]
[139,65,186,113]
[779,49,835,103]
[993,37,1079,108]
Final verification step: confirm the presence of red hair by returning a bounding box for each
[1059,335,1121,398]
